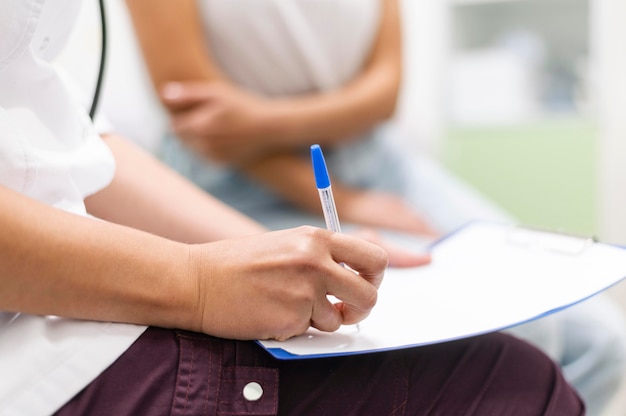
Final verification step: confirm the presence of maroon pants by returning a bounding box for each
[56,327,583,415]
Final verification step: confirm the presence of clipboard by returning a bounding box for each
[257,221,626,360]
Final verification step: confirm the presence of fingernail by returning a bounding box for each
[161,82,183,100]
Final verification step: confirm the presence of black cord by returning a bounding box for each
[89,0,107,120]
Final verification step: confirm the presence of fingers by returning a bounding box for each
[170,106,217,139]
[160,82,231,162]
[352,227,432,268]
[314,232,387,325]
[406,219,440,238]
[372,237,432,269]
[161,82,214,110]
[388,251,431,268]
[310,296,343,332]
[326,231,388,288]
[161,82,216,141]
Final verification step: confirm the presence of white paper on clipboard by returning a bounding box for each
[258,221,626,359]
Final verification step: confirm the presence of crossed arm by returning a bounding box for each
[123,0,440,236]
[125,0,402,155]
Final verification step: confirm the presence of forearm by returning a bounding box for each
[0,185,197,330]
[125,0,223,91]
[85,135,266,243]
[127,0,402,149]
[272,65,400,148]
[273,0,402,147]
[241,153,404,225]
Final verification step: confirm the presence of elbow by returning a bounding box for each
[381,94,399,121]
[375,64,402,121]
[377,85,400,122]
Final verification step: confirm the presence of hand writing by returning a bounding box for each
[188,226,387,341]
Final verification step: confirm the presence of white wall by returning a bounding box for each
[395,0,449,157]
[593,0,626,245]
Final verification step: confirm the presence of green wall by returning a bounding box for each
[441,119,598,237]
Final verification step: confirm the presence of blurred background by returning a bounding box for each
[59,1,626,413]
[398,0,626,245]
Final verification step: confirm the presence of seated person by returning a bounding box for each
[125,0,626,414]
[0,1,584,415]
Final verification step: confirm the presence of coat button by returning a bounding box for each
[243,381,263,401]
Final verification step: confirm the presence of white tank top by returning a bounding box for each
[0,1,145,414]
[197,0,380,96]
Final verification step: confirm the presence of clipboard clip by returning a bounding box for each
[505,225,595,256]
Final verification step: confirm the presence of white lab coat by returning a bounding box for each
[0,1,145,414]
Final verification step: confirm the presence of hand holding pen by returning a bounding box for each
[311,144,364,329]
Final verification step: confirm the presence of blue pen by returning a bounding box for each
[311,144,361,332]
[311,144,341,233]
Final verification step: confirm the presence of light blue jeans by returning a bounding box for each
[162,124,626,415]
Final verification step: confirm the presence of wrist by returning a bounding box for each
[133,240,201,332]
[265,99,303,148]
[183,244,208,333]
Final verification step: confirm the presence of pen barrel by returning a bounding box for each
[318,187,341,233]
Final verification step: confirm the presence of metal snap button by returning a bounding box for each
[243,381,263,401]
